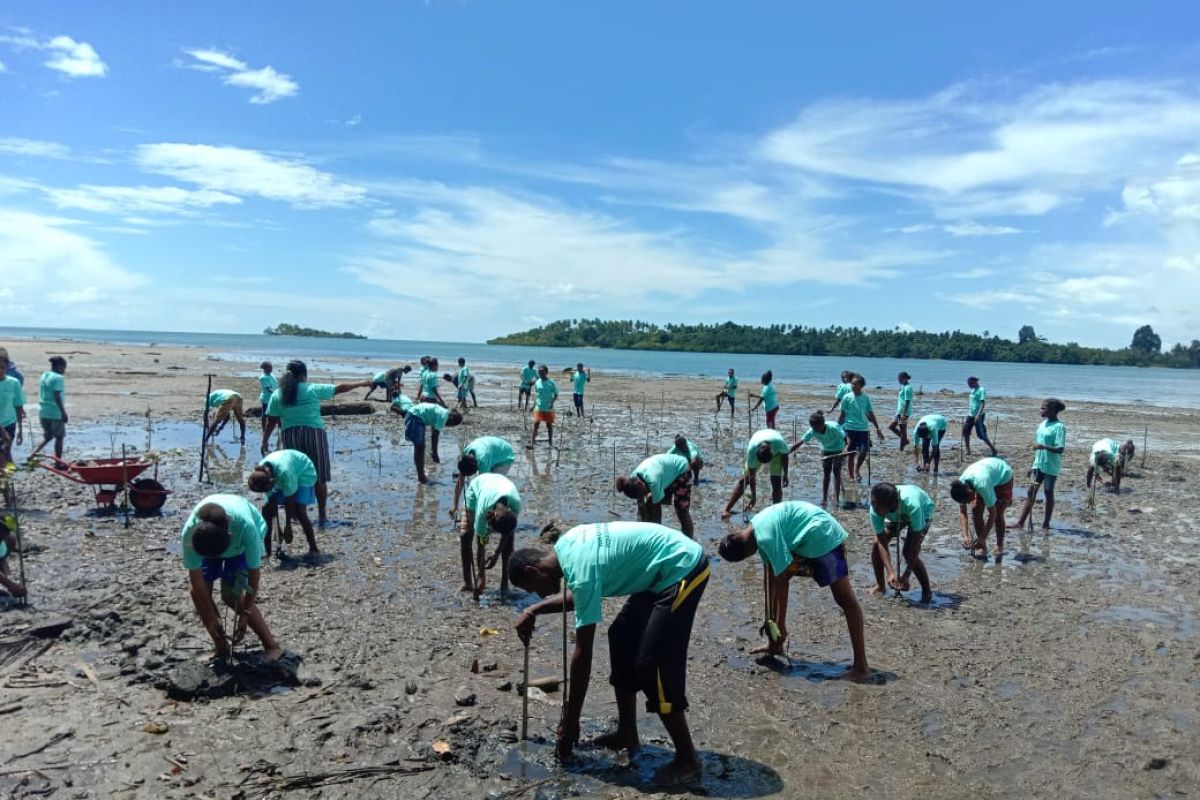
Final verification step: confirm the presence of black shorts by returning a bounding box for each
[608,558,709,714]
[821,450,843,476]
[846,429,870,453]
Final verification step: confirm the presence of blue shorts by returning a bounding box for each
[573,393,584,407]
[846,429,870,453]
[201,553,250,595]
[801,545,848,588]
[1,423,14,450]
[269,484,316,506]
[404,414,426,445]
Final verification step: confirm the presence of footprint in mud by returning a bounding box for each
[904,591,965,610]
[275,552,339,570]
[753,655,898,685]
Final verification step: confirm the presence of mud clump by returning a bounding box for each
[161,651,305,701]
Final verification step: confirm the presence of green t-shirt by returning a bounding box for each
[259,449,317,497]
[208,389,238,408]
[465,436,516,473]
[0,376,25,427]
[1032,419,1066,476]
[725,375,738,397]
[1090,438,1120,468]
[869,484,935,535]
[897,384,914,416]
[840,392,874,432]
[751,501,848,575]
[258,373,278,404]
[409,403,451,429]
[38,371,65,420]
[801,421,846,453]
[834,383,852,403]
[666,439,702,463]
[745,429,788,470]
[391,394,414,413]
[554,521,704,628]
[632,453,691,503]
[372,370,389,385]
[534,378,558,411]
[917,414,947,444]
[968,386,987,417]
[520,366,537,388]
[465,473,522,542]
[572,370,588,394]
[180,494,266,571]
[458,366,471,386]
[960,457,1013,508]
[421,369,439,395]
[266,382,337,430]
[760,383,778,412]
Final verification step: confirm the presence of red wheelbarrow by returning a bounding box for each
[37,455,170,513]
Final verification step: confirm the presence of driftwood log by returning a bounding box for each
[246,402,378,419]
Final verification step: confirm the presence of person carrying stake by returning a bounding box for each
[181,495,283,662]
[792,411,848,508]
[518,360,537,411]
[529,364,559,449]
[888,372,914,450]
[1015,399,1066,531]
[838,375,885,482]
[31,356,67,460]
[950,456,1013,560]
[0,517,27,598]
[749,370,780,429]
[616,453,695,537]
[460,473,522,594]
[455,357,478,409]
[1087,437,1135,492]
[718,501,871,681]
[570,362,590,418]
[714,368,738,419]
[451,435,516,518]
[510,521,710,787]
[720,428,790,519]
[666,434,704,484]
[962,376,998,457]
[912,413,948,474]
[203,389,246,445]
[257,362,278,429]
[868,482,934,603]
[247,448,319,558]
[390,400,463,483]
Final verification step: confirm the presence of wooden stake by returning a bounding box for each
[1141,425,1148,468]
[198,374,213,483]
[521,641,530,741]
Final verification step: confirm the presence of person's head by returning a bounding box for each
[756,441,774,466]
[576,362,584,371]
[247,466,275,493]
[1040,398,1066,420]
[446,410,464,427]
[1121,440,1136,458]
[840,370,852,383]
[851,374,865,392]
[457,452,479,477]
[527,359,536,368]
[898,371,911,384]
[488,502,518,536]
[402,364,413,374]
[915,421,929,441]
[809,411,827,433]
[420,356,430,368]
[718,526,758,562]
[0,353,8,373]
[967,376,979,388]
[458,357,466,367]
[728,368,735,376]
[615,476,648,500]
[870,482,900,516]
[260,361,273,374]
[508,547,561,596]
[430,357,439,370]
[49,356,67,374]
[280,360,307,405]
[674,434,689,453]
[761,370,772,385]
[191,503,231,557]
[1093,450,1111,469]
[537,364,549,378]
[949,479,976,505]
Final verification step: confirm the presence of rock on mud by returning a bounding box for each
[162,651,303,701]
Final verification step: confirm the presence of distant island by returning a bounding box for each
[489,319,1200,369]
[264,324,367,340]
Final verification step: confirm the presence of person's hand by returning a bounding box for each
[514,611,536,644]
[876,429,886,443]
[260,441,269,456]
[448,506,458,520]
[556,717,580,759]
[61,413,69,424]
[745,497,757,512]
[781,473,789,488]
[15,428,22,445]
[887,571,900,590]
[484,550,500,570]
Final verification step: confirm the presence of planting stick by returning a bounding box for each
[198,374,212,482]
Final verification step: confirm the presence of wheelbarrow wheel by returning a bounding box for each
[129,478,168,513]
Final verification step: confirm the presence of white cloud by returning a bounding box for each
[0,59,7,73]
[1108,152,1200,225]
[135,143,364,208]
[44,184,242,216]
[0,137,69,158]
[0,31,107,77]
[182,48,297,104]
[942,220,1021,237]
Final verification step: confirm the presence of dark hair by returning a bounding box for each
[49,356,67,367]
[949,479,973,504]
[457,452,479,476]
[528,359,535,367]
[538,364,549,372]
[508,547,546,583]
[968,375,978,383]
[430,358,439,368]
[247,469,274,493]
[761,370,772,384]
[1044,398,1066,415]
[280,360,307,406]
[840,370,852,381]
[851,374,865,388]
[871,482,899,511]
[1093,451,1110,467]
[1121,440,1136,455]
[674,434,689,453]
[191,503,231,557]
[756,442,774,465]
[899,372,911,381]
[809,411,825,427]
[446,410,464,427]
[915,421,929,438]
[421,356,430,367]
[718,532,755,562]
[260,361,272,370]
[458,357,466,366]
[491,504,518,535]
[402,364,412,374]
[615,476,645,499]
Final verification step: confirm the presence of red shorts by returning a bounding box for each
[533,410,556,424]
[765,407,778,429]
[977,478,1014,508]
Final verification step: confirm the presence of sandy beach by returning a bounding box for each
[0,337,1197,799]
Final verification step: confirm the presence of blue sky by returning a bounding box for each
[2,2,1200,348]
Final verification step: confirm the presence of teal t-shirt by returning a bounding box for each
[897,384,914,416]
[520,366,537,388]
[834,383,852,403]
[266,382,337,430]
[372,370,389,385]
[745,429,788,470]
[760,383,778,412]
[554,522,704,628]
[534,378,558,411]
[465,473,522,542]
[1032,419,1066,476]
[725,375,738,397]
[968,386,987,417]
[572,370,588,394]
[1091,438,1120,468]
[410,403,451,429]
[960,457,1013,508]
[802,421,846,453]
[666,439,702,463]
[258,373,278,404]
[208,389,238,408]
[259,449,317,497]
[917,414,947,444]
[841,392,874,432]
[0,376,25,427]
[391,394,414,413]
[180,494,266,571]
[465,436,516,473]
[751,501,848,575]
[38,371,65,420]
[632,453,691,503]
[421,369,439,396]
[458,366,471,386]
[869,484,935,535]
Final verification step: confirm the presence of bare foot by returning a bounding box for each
[866,584,885,596]
[653,759,702,788]
[837,665,872,683]
[919,593,933,604]
[458,583,474,592]
[898,577,912,591]
[590,729,640,757]
[262,647,285,663]
[719,510,733,520]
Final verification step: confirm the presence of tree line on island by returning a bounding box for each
[263,324,367,340]
[488,319,1200,369]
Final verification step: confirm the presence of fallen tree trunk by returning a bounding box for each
[246,402,378,419]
